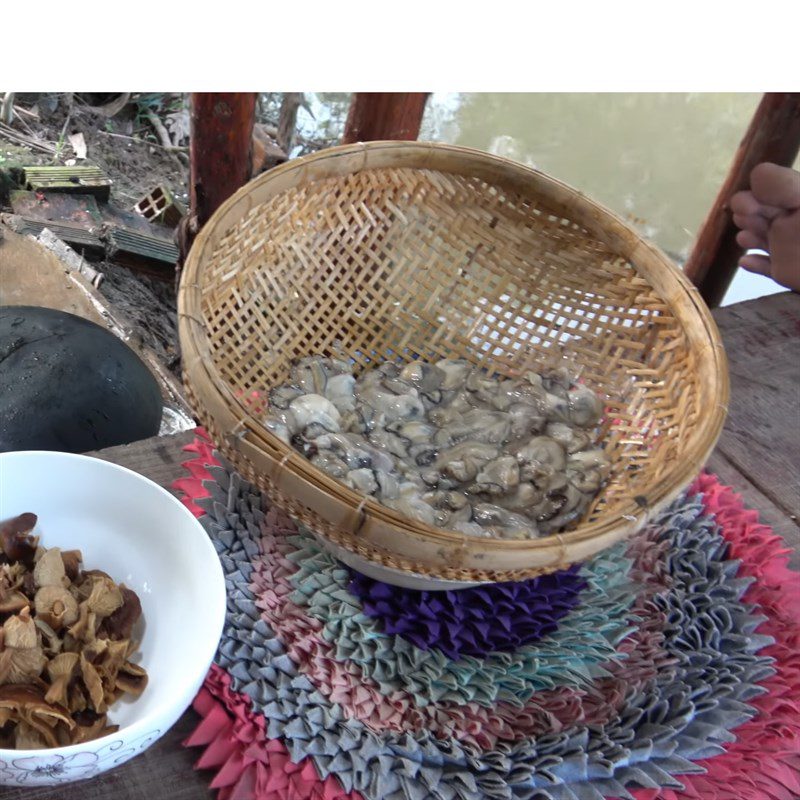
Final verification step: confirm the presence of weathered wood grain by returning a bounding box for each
[0,226,108,324]
[709,291,800,566]
[342,93,429,144]
[86,430,198,491]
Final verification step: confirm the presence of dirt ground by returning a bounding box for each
[0,93,189,377]
[0,92,342,381]
[1,93,189,205]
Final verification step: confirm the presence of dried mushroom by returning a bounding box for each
[0,513,146,749]
[59,550,83,582]
[0,608,48,685]
[98,639,128,685]
[33,548,68,589]
[35,586,79,631]
[0,684,75,749]
[80,653,106,713]
[34,619,63,657]
[14,720,48,749]
[0,563,31,616]
[71,710,117,745]
[44,652,79,707]
[0,513,38,568]
[83,575,123,619]
[115,661,148,697]
[67,602,97,644]
[0,590,29,616]
[101,586,142,640]
[3,608,38,649]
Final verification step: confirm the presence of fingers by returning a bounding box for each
[750,163,800,211]
[729,164,800,291]
[738,253,772,276]
[732,212,770,239]
[736,228,768,251]
[730,190,762,216]
[730,189,786,220]
[767,208,800,292]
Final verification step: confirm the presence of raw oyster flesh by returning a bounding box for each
[264,356,610,540]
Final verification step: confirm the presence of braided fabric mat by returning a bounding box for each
[175,433,800,800]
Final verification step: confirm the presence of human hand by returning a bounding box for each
[730,162,800,292]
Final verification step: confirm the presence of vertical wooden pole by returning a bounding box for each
[189,92,257,227]
[177,92,257,274]
[684,92,800,308]
[342,93,430,144]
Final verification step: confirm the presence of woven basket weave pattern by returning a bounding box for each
[180,143,726,581]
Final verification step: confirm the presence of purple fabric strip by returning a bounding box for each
[348,565,587,659]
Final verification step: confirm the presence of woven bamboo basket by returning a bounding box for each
[178,141,729,583]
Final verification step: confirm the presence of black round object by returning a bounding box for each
[0,306,162,453]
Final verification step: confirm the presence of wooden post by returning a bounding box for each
[684,92,800,308]
[343,93,429,144]
[177,92,257,274]
[189,92,257,227]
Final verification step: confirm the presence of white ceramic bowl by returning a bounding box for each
[0,451,226,786]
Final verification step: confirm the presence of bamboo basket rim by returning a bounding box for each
[179,140,729,559]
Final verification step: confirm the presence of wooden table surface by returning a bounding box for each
[1,292,797,799]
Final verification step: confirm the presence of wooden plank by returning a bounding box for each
[707,450,800,570]
[23,165,112,201]
[7,218,105,256]
[710,292,800,514]
[105,227,180,277]
[86,430,198,490]
[342,93,429,144]
[0,225,108,323]
[684,92,800,307]
[10,190,104,227]
[709,291,800,566]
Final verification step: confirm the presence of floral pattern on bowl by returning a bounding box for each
[0,730,162,786]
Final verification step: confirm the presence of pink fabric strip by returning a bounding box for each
[626,474,800,800]
[186,667,361,800]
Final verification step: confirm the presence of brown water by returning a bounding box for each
[419,92,764,262]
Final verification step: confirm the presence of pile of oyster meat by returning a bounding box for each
[265,357,610,540]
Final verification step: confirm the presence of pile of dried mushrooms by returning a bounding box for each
[0,512,147,749]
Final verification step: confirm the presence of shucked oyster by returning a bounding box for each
[469,456,520,496]
[264,356,609,540]
[288,394,341,434]
[436,358,471,391]
[434,409,511,447]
